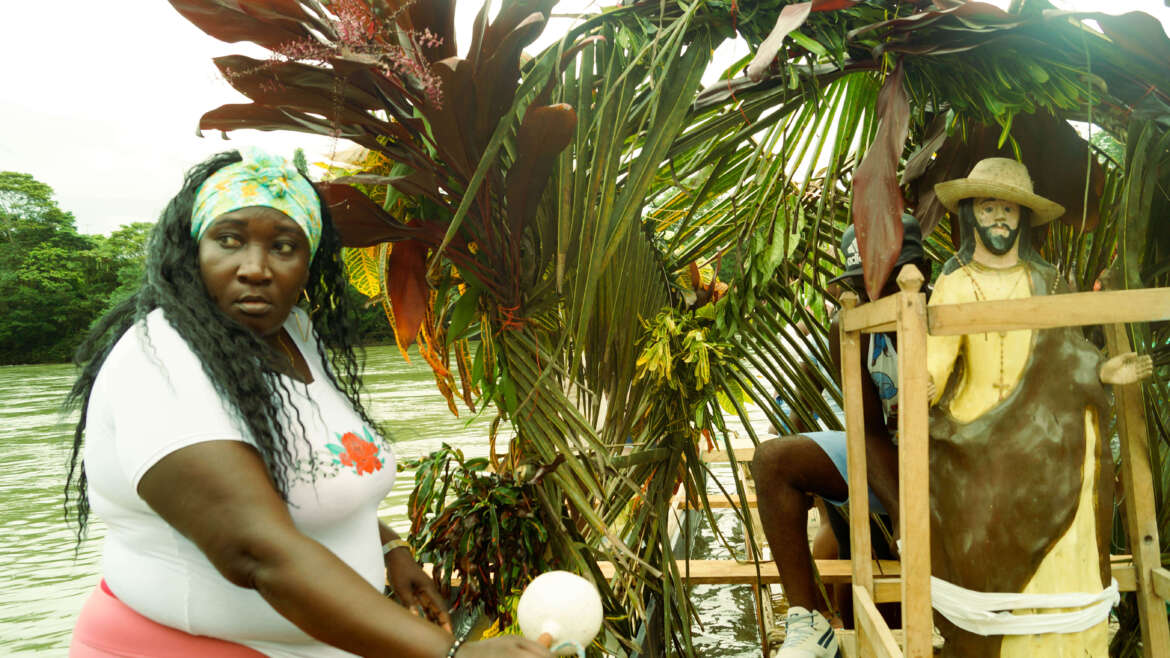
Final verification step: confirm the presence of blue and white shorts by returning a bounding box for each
[801,430,886,514]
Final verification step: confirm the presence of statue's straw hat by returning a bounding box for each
[934,157,1065,225]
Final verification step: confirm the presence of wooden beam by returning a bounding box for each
[838,629,920,658]
[685,492,757,508]
[853,585,903,658]
[1105,323,1170,658]
[593,559,904,599]
[837,628,860,658]
[425,558,1138,599]
[927,288,1170,336]
[701,446,755,463]
[842,294,900,333]
[895,269,933,658]
[1113,555,1140,592]
[841,293,876,602]
[737,462,772,657]
[1151,568,1170,602]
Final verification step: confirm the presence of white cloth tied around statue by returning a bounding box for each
[930,576,1119,636]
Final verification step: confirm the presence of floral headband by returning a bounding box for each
[190,147,322,257]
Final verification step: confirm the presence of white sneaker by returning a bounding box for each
[775,606,839,658]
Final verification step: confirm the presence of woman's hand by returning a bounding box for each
[1100,352,1154,386]
[456,636,553,657]
[385,547,452,632]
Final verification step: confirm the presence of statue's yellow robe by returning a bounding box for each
[927,261,1108,658]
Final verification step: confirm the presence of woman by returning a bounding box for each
[65,148,550,658]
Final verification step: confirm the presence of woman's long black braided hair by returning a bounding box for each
[65,150,381,539]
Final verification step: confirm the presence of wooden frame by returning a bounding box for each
[836,272,1170,657]
[456,282,1170,654]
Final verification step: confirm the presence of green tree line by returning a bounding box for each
[0,171,392,366]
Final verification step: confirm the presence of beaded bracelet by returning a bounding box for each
[445,635,466,658]
[382,538,413,557]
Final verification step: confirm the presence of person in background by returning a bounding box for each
[65,148,549,658]
[751,214,929,658]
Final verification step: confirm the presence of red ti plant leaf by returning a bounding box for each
[505,103,577,240]
[852,60,910,302]
[387,237,429,355]
[471,6,556,151]
[212,56,389,134]
[168,0,326,50]
[425,58,478,178]
[317,182,410,247]
[198,103,334,136]
[811,0,858,9]
[747,3,812,82]
[901,113,954,237]
[1095,12,1170,70]
[746,0,858,81]
[688,262,703,291]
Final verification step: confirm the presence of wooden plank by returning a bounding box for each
[686,492,757,508]
[1151,567,1170,602]
[423,558,1137,598]
[842,294,900,333]
[927,288,1170,336]
[837,628,860,658]
[702,446,755,463]
[738,462,771,657]
[1104,323,1170,658]
[594,559,903,598]
[895,269,933,658]
[853,585,903,658]
[1114,556,1140,592]
[840,293,876,605]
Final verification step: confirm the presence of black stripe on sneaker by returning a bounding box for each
[818,627,835,648]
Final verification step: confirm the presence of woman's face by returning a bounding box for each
[198,206,311,341]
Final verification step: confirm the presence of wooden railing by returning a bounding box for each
[836,267,1170,657]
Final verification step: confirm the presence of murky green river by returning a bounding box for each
[0,345,760,655]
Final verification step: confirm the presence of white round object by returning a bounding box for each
[517,571,603,655]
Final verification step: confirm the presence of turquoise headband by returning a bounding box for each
[191,147,322,257]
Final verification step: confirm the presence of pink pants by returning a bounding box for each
[70,581,265,657]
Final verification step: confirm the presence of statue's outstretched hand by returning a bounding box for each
[926,375,937,404]
[1099,352,1154,386]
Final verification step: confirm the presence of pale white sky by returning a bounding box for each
[0,1,1165,235]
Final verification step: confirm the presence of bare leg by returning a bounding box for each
[865,432,901,544]
[811,499,845,628]
[752,436,848,615]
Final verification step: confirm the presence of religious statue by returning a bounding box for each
[924,158,1153,657]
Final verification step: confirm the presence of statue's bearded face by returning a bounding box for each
[972,197,1021,256]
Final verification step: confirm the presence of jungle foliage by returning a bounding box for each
[0,172,151,365]
[169,0,1170,654]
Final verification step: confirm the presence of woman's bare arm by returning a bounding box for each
[138,440,454,658]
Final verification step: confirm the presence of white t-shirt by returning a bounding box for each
[85,307,396,657]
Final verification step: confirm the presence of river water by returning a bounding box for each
[0,345,761,656]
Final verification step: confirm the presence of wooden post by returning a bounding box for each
[854,585,904,658]
[1104,323,1170,658]
[841,291,877,652]
[895,265,931,658]
[739,462,772,656]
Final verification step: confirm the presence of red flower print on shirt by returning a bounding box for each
[325,428,384,475]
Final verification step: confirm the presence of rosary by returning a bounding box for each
[956,260,1034,400]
